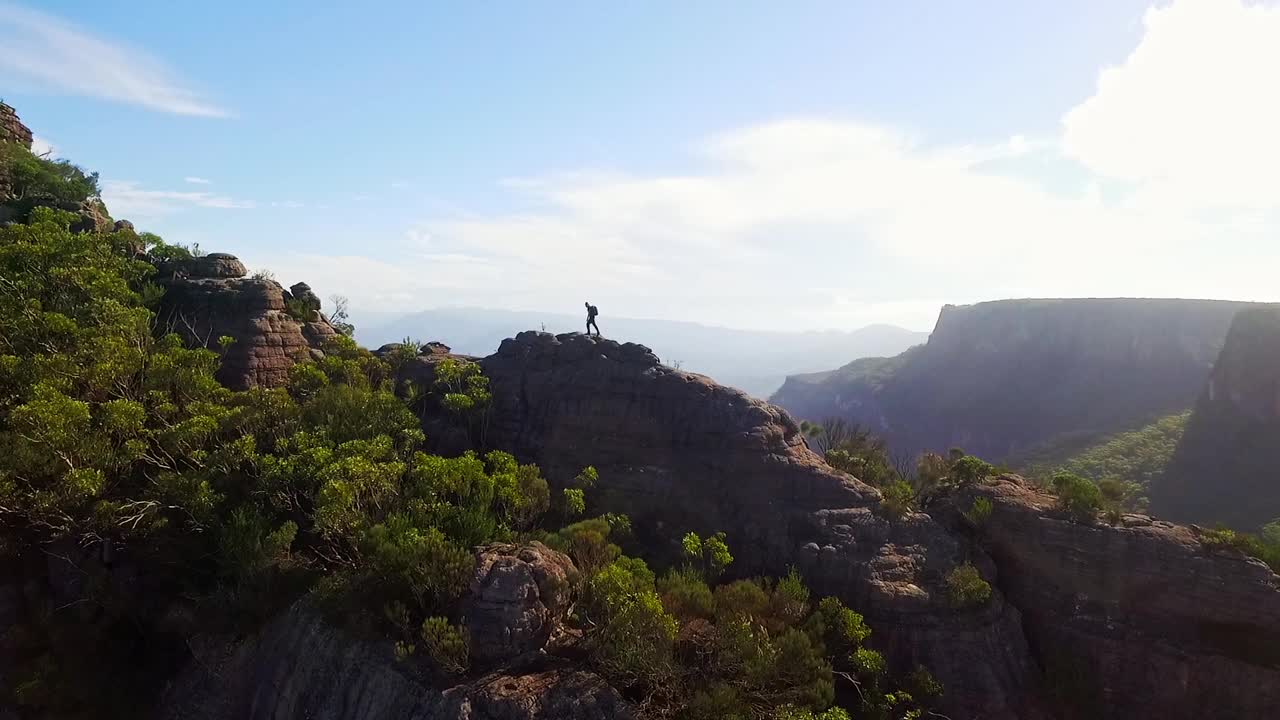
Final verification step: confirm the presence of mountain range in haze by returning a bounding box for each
[356,306,929,398]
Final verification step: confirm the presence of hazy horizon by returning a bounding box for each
[351,303,937,336]
[3,0,1279,331]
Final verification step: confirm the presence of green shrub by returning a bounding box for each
[556,517,621,575]
[1051,472,1102,523]
[950,455,994,486]
[284,295,316,322]
[682,530,734,581]
[420,616,468,674]
[1198,526,1280,572]
[945,564,992,608]
[964,496,993,527]
[656,566,714,621]
[589,558,678,690]
[0,144,100,217]
[878,479,916,519]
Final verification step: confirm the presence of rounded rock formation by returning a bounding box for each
[463,542,577,665]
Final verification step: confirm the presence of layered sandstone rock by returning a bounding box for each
[155,253,337,390]
[0,102,33,150]
[464,543,578,665]
[937,475,1280,720]
[478,331,1044,719]
[0,103,33,210]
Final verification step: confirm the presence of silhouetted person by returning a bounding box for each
[585,301,600,336]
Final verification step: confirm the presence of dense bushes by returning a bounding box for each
[1197,525,1280,573]
[1019,412,1187,505]
[0,143,100,218]
[584,553,941,719]
[0,208,559,712]
[803,419,1000,520]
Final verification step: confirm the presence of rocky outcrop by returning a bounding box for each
[0,102,33,150]
[158,604,633,720]
[1153,306,1280,529]
[464,543,577,665]
[772,298,1257,461]
[164,252,249,279]
[289,281,322,312]
[936,475,1280,719]
[0,103,34,210]
[478,331,1044,719]
[155,253,337,390]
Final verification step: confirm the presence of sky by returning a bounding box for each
[2,0,1278,332]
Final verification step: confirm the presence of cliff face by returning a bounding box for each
[1153,307,1280,528]
[937,476,1280,720]
[771,298,1254,460]
[480,332,1043,719]
[155,253,337,390]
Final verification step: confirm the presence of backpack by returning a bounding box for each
[588,305,599,317]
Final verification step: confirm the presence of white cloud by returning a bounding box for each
[0,3,229,117]
[216,0,1280,331]
[270,200,305,208]
[184,176,212,185]
[29,134,54,156]
[102,181,254,219]
[1063,0,1280,210]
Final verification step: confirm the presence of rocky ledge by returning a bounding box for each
[936,475,1280,719]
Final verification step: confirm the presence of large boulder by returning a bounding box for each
[464,543,577,665]
[288,281,323,320]
[69,197,112,234]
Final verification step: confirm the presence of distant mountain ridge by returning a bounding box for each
[357,306,928,398]
[771,298,1259,460]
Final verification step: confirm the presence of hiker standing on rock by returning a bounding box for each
[585,301,600,337]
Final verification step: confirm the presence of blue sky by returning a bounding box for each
[3,0,1278,331]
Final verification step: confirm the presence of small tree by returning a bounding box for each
[329,294,355,336]
[878,480,915,519]
[1051,472,1102,523]
[682,531,733,582]
[950,455,994,486]
[420,616,469,674]
[945,564,992,608]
